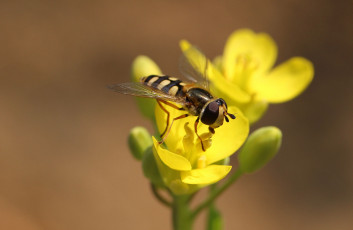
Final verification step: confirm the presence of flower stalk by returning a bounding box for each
[172,195,193,230]
[151,183,172,207]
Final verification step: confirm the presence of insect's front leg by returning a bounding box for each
[209,127,215,134]
[157,100,185,138]
[194,117,206,152]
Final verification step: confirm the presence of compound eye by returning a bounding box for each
[201,101,219,125]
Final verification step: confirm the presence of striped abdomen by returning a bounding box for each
[141,75,186,97]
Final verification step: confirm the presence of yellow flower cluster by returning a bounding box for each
[131,29,313,195]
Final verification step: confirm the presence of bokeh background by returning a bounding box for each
[0,0,352,229]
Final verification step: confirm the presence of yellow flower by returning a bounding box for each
[152,104,249,195]
[181,29,314,123]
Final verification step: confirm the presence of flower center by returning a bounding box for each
[182,122,213,169]
[232,54,259,92]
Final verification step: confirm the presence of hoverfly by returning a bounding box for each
[108,50,236,151]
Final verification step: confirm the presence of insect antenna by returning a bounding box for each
[224,115,229,122]
[224,110,236,122]
[228,113,236,119]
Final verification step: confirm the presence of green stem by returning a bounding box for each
[172,195,193,230]
[206,183,223,230]
[150,183,172,207]
[191,169,243,219]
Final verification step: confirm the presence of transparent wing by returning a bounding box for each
[179,46,210,89]
[108,82,186,105]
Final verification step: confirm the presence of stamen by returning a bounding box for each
[233,54,260,91]
[197,155,207,169]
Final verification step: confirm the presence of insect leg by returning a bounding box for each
[157,100,185,138]
[158,113,189,145]
[194,117,205,152]
[209,127,215,134]
[157,100,170,138]
[159,100,185,110]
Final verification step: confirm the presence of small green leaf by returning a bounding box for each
[142,147,165,187]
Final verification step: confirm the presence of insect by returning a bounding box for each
[108,51,236,151]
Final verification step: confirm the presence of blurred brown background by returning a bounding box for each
[0,0,352,229]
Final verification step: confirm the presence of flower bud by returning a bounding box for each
[142,146,165,187]
[238,126,282,173]
[128,126,152,160]
[131,55,162,120]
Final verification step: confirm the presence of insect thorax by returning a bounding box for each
[185,87,214,116]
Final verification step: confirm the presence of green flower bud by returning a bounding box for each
[238,126,282,173]
[128,126,152,160]
[131,55,162,120]
[142,146,165,187]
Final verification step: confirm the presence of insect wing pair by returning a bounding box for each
[108,49,209,106]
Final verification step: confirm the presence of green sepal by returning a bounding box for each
[142,146,165,188]
[238,126,282,173]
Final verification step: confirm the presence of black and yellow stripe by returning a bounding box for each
[142,75,186,97]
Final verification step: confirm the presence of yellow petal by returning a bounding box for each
[152,137,192,171]
[212,55,223,72]
[151,145,179,183]
[238,100,269,124]
[155,102,189,152]
[180,40,251,103]
[205,106,249,165]
[180,39,192,51]
[250,57,314,103]
[209,75,251,104]
[181,165,232,184]
[223,29,277,82]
